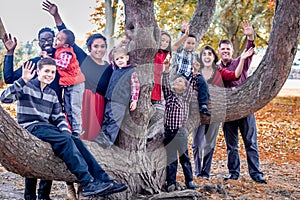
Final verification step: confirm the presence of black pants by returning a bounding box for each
[164,127,193,185]
[24,178,52,200]
[223,114,263,178]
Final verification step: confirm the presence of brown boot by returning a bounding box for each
[66,183,77,200]
[77,184,89,200]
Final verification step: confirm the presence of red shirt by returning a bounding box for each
[151,50,168,101]
[205,67,237,87]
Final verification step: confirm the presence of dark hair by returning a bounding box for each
[160,31,172,53]
[218,39,233,48]
[37,57,56,70]
[38,27,55,40]
[199,45,218,63]
[61,29,75,46]
[188,34,197,40]
[86,33,107,50]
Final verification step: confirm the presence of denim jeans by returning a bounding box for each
[197,75,210,105]
[164,127,193,185]
[223,114,263,178]
[31,124,111,185]
[192,122,219,178]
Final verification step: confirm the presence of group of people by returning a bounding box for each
[0,0,267,199]
[143,19,267,192]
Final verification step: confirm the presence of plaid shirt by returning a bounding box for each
[162,72,197,130]
[130,71,140,101]
[173,46,198,78]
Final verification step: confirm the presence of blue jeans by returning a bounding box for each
[192,122,219,178]
[223,114,263,178]
[164,127,193,185]
[63,82,84,135]
[31,124,111,185]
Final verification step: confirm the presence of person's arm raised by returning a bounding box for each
[171,24,190,52]
[42,0,63,26]
[235,47,254,78]
[242,20,254,41]
[1,32,17,55]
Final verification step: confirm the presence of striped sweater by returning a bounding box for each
[0,77,70,133]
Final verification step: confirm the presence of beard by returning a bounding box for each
[41,45,55,58]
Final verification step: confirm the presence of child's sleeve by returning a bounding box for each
[55,52,72,70]
[185,75,198,100]
[162,72,171,98]
[50,96,72,133]
[130,71,140,101]
[0,78,26,103]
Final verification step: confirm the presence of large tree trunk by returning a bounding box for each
[0,0,299,199]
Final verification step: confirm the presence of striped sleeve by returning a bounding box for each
[0,78,26,103]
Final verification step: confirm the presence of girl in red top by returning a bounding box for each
[148,31,172,130]
[151,31,172,104]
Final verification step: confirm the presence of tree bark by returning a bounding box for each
[0,0,299,199]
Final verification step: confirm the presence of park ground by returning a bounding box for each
[0,87,299,199]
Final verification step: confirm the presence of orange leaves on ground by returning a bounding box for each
[255,97,300,164]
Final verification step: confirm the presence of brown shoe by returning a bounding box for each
[66,183,77,200]
[77,184,90,200]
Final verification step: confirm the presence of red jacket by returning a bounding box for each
[55,47,85,86]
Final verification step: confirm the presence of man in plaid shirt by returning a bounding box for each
[162,56,199,192]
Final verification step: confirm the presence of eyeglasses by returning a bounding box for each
[39,37,54,44]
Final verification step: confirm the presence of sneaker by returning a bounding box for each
[93,133,113,149]
[82,180,112,197]
[199,105,211,116]
[100,180,128,196]
[185,181,196,190]
[166,182,180,192]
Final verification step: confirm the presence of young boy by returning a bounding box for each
[0,58,128,197]
[162,54,197,192]
[171,23,210,116]
[41,28,85,137]
[93,47,140,148]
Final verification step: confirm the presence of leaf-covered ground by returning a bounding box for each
[0,90,299,199]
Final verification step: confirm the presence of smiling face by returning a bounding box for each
[89,38,107,63]
[53,31,68,49]
[37,64,56,89]
[218,43,234,64]
[160,34,170,50]
[201,49,216,68]
[38,31,55,54]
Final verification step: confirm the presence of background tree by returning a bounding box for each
[91,0,276,57]
[0,0,299,199]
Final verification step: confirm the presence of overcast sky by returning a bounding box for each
[0,0,97,42]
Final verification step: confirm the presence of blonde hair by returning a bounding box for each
[112,47,128,59]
